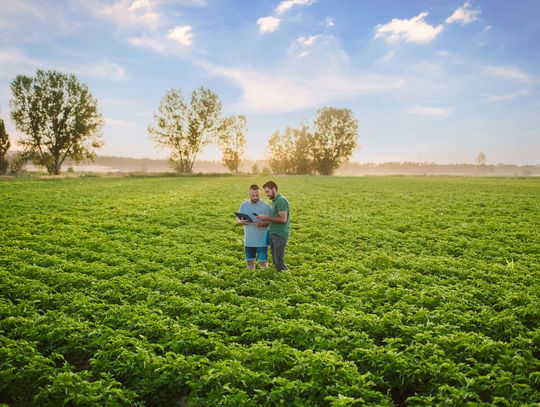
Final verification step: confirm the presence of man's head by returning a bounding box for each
[262,180,278,200]
[249,184,260,203]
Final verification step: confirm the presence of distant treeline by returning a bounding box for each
[336,161,540,176]
[5,152,538,176]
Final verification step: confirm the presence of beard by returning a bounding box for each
[251,198,259,203]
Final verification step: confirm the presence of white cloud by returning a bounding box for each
[406,106,451,116]
[128,0,151,12]
[446,2,480,25]
[84,0,160,30]
[485,89,531,102]
[326,17,335,28]
[375,12,443,44]
[0,48,34,65]
[483,66,537,102]
[485,65,537,83]
[197,60,405,113]
[258,16,280,33]
[167,25,193,46]
[436,50,450,58]
[381,50,395,62]
[79,61,128,81]
[292,34,321,58]
[1,0,80,36]
[296,35,320,46]
[275,0,316,15]
[0,49,38,80]
[128,35,166,52]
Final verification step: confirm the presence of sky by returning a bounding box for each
[1,0,539,165]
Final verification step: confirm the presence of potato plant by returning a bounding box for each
[1,176,539,406]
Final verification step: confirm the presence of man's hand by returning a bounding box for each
[236,218,249,225]
[256,214,269,221]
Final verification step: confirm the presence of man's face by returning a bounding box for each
[263,187,276,200]
[249,188,260,203]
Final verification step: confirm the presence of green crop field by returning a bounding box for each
[1,175,539,406]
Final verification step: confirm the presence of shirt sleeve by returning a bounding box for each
[275,199,289,213]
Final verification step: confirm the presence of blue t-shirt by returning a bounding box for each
[239,199,271,247]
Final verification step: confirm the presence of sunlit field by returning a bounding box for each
[1,175,539,406]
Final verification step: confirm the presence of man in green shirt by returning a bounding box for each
[256,180,290,271]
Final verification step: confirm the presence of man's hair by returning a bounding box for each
[250,184,259,190]
[263,181,278,190]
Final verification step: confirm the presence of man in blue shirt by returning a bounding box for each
[236,184,271,270]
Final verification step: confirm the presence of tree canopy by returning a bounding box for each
[148,87,223,173]
[218,115,247,173]
[0,111,10,175]
[312,107,359,175]
[10,69,104,175]
[266,107,359,175]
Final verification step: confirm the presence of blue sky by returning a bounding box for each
[1,0,539,164]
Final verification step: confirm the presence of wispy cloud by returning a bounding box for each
[83,0,160,30]
[257,0,315,34]
[406,106,451,116]
[1,0,80,36]
[0,48,38,80]
[128,35,167,52]
[167,25,193,46]
[258,16,280,34]
[485,89,532,102]
[375,12,443,44]
[296,35,321,46]
[275,0,316,15]
[0,48,35,65]
[381,50,395,62]
[485,65,537,84]
[197,59,405,113]
[77,61,129,81]
[483,65,537,102]
[325,17,335,28]
[446,2,480,25]
[293,35,321,57]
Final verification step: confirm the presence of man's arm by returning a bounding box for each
[256,211,287,223]
[236,206,250,225]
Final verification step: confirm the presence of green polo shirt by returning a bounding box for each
[269,194,290,240]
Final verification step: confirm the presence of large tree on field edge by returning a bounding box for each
[0,111,10,175]
[10,69,104,175]
[148,87,223,174]
[312,107,359,175]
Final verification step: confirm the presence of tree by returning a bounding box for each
[289,124,314,175]
[0,111,10,175]
[218,115,247,173]
[149,87,222,174]
[311,107,359,175]
[267,129,292,174]
[10,69,104,175]
[476,152,486,166]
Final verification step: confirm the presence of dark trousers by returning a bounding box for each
[270,234,288,271]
